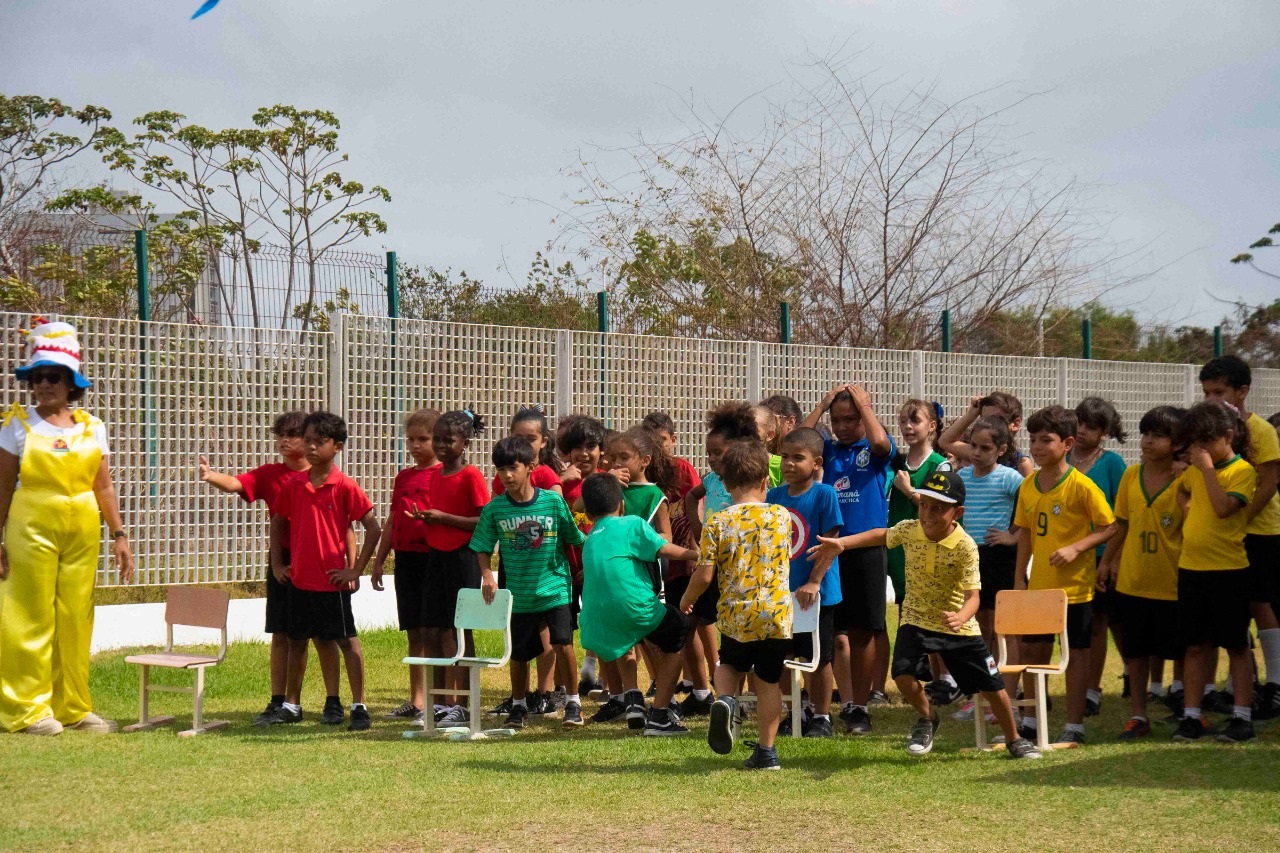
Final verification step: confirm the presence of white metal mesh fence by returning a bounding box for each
[1,310,1275,585]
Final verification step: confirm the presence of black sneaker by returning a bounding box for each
[253,702,282,726]
[868,689,890,706]
[562,701,584,727]
[1016,723,1038,742]
[804,715,833,738]
[1006,737,1042,759]
[623,690,647,730]
[926,680,963,707]
[907,713,940,755]
[1164,688,1185,715]
[528,692,553,715]
[708,696,736,755]
[489,695,514,717]
[256,704,302,726]
[645,680,657,699]
[675,679,695,695]
[591,696,628,723]
[1203,689,1235,715]
[644,708,690,737]
[1253,682,1280,721]
[1215,716,1255,743]
[347,705,371,732]
[1172,716,1209,742]
[384,701,421,721]
[320,698,344,726]
[678,692,713,717]
[576,676,596,697]
[742,743,781,771]
[1055,728,1085,745]
[503,704,529,729]
[777,715,792,737]
[1084,696,1101,717]
[842,705,872,735]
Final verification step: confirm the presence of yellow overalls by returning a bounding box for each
[0,405,104,731]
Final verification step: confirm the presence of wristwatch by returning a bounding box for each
[111,530,127,540]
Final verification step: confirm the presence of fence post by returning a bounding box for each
[910,351,925,400]
[1184,364,1197,407]
[386,252,403,466]
[328,311,347,420]
[1213,325,1223,357]
[555,330,572,422]
[1057,359,1069,407]
[747,341,763,403]
[941,309,951,353]
[1082,317,1092,359]
[135,230,157,500]
[779,301,791,344]
[596,292,609,426]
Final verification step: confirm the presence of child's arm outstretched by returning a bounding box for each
[658,542,698,563]
[806,528,889,575]
[941,588,980,633]
[198,456,245,495]
[938,396,982,464]
[796,525,841,608]
[409,505,481,531]
[1188,447,1248,518]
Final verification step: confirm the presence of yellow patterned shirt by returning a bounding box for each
[886,519,982,636]
[699,502,793,642]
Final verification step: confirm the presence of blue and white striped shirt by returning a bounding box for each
[959,465,1024,540]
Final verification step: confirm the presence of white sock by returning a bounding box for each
[1203,684,1215,696]
[1086,688,1102,704]
[351,702,366,710]
[283,702,301,713]
[1185,707,1201,720]
[580,655,598,681]
[513,698,527,709]
[693,688,711,700]
[1132,715,1148,723]
[1170,679,1183,693]
[567,694,580,705]
[1259,628,1280,685]
[1234,705,1252,721]
[1065,722,1085,735]
[815,714,830,722]
[1149,682,1166,697]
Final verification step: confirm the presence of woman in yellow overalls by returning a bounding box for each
[0,319,133,735]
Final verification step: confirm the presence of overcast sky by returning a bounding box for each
[4,0,1279,325]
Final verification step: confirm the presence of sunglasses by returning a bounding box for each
[29,369,67,386]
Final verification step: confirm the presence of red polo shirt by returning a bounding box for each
[236,462,306,516]
[275,466,374,592]
[389,465,440,552]
[425,465,490,551]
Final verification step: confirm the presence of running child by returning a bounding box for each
[881,399,950,705]
[1072,397,1128,716]
[1172,401,1258,743]
[940,392,1035,476]
[471,435,587,728]
[767,426,842,737]
[1096,405,1185,740]
[578,474,700,736]
[198,411,310,726]
[802,383,895,735]
[270,411,381,731]
[1200,355,1280,720]
[1013,405,1116,745]
[680,438,793,770]
[808,471,1040,759]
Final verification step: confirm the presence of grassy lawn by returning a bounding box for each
[2,625,1278,852]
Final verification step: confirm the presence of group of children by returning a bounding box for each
[198,353,1280,769]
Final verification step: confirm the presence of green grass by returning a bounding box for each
[2,627,1278,852]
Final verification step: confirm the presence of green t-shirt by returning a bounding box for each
[469,488,585,614]
[622,482,665,522]
[887,450,948,526]
[769,454,783,487]
[579,515,669,661]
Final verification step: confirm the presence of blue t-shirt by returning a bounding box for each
[822,435,897,535]
[1085,450,1127,557]
[767,482,844,605]
[958,464,1023,541]
[702,470,732,519]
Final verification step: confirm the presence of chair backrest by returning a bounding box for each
[791,600,820,634]
[993,589,1067,637]
[165,586,231,630]
[454,588,513,632]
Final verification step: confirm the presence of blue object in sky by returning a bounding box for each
[191,0,220,19]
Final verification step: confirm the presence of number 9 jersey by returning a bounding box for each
[1113,464,1183,601]
[1015,467,1116,604]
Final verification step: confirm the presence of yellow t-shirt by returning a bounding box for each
[886,519,981,636]
[1113,464,1182,601]
[699,502,793,642]
[1178,455,1257,571]
[1015,467,1116,604]
[1245,412,1280,536]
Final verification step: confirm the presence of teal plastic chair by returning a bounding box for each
[403,588,514,741]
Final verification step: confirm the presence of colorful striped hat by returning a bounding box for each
[15,317,92,389]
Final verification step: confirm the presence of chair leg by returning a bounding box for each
[470,668,482,737]
[424,666,437,735]
[790,670,802,738]
[178,666,229,737]
[123,665,174,733]
[1036,674,1050,753]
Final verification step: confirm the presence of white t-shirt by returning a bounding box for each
[0,406,111,462]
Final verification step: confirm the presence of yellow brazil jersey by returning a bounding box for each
[1246,412,1280,536]
[1113,464,1182,601]
[886,519,981,636]
[698,502,793,642]
[1179,455,1257,571]
[1015,467,1116,604]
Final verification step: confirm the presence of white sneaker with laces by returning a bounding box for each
[69,712,118,733]
[21,716,64,736]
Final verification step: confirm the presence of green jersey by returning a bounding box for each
[469,488,585,614]
[580,515,669,661]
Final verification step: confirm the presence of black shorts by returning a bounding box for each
[1178,568,1250,650]
[1113,593,1183,661]
[644,604,690,655]
[287,586,356,642]
[264,548,290,634]
[689,576,720,625]
[1245,534,1280,609]
[833,546,887,633]
[1024,600,1092,650]
[665,574,689,609]
[717,635,790,684]
[892,623,1003,695]
[511,605,575,663]
[393,550,430,631]
[791,605,836,665]
[976,545,1015,611]
[1092,589,1119,622]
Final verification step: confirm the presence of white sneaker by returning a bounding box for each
[951,700,976,721]
[21,716,64,736]
[69,712,118,733]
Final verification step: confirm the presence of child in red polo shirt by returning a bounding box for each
[271,411,381,731]
[198,410,310,726]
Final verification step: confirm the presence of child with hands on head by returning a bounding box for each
[940,392,1034,476]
